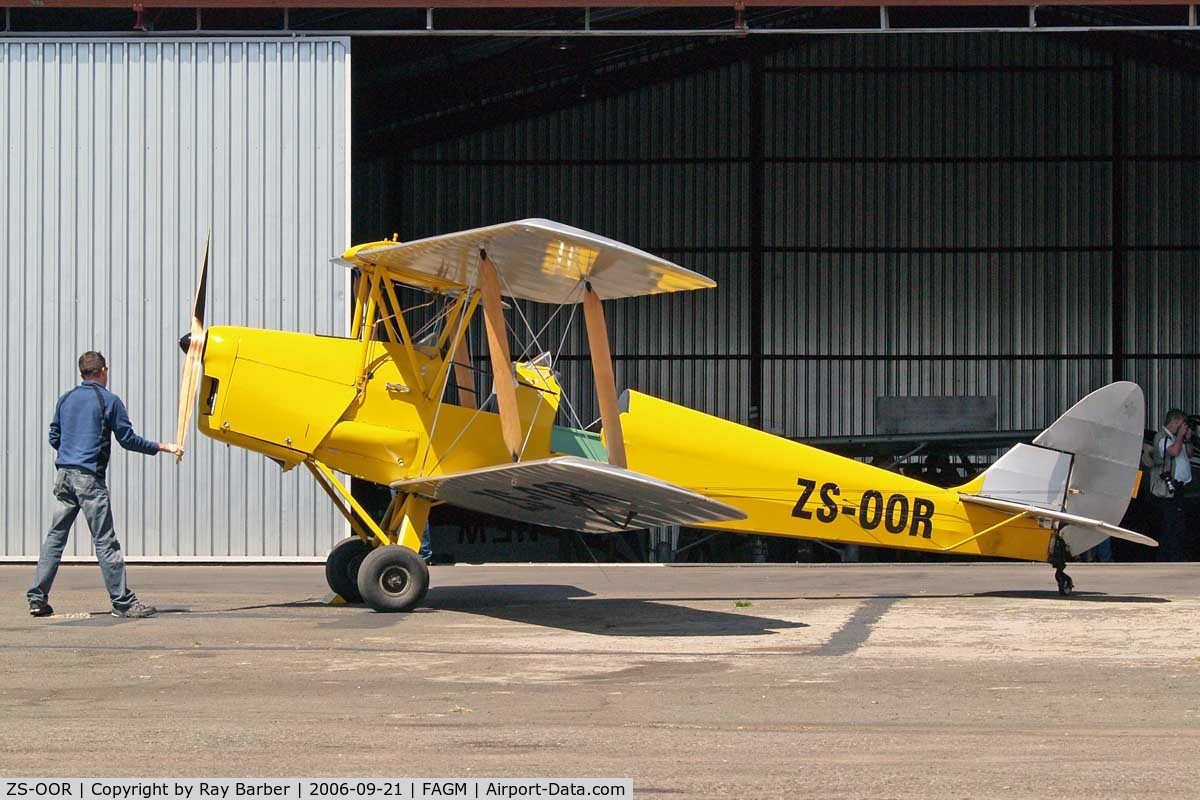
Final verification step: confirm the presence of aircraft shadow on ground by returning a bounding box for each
[43,586,1161,630]
[974,590,1169,604]
[413,584,808,637]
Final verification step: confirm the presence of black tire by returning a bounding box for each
[325,536,372,603]
[356,544,430,612]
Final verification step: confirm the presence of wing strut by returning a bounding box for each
[453,334,477,410]
[583,281,627,468]
[480,251,523,461]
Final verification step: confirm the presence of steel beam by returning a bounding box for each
[748,47,764,432]
[8,26,1200,37]
[1111,56,1126,382]
[1,1,1192,8]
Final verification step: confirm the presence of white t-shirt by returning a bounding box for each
[1159,429,1193,485]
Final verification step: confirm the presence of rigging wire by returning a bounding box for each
[492,259,593,433]
[417,282,478,476]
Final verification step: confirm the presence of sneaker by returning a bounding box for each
[112,601,157,619]
[29,600,54,618]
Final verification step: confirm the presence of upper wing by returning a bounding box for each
[391,456,747,534]
[338,219,715,304]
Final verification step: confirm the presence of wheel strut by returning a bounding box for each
[1051,535,1074,596]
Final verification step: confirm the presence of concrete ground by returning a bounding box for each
[1,562,1198,799]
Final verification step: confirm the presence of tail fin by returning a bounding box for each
[962,381,1151,555]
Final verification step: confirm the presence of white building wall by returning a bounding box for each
[1,38,351,558]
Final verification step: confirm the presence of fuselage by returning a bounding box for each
[619,391,1055,562]
[196,326,1054,563]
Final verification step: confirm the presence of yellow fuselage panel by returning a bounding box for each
[620,391,1053,562]
[200,327,359,460]
[198,327,559,485]
[515,361,563,458]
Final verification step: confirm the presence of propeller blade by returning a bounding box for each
[175,232,210,462]
[192,235,209,327]
[175,335,204,460]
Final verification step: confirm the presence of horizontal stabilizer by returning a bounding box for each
[340,219,715,304]
[392,456,747,534]
[959,493,1158,547]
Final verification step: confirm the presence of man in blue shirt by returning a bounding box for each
[27,351,182,619]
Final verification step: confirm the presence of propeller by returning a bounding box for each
[175,232,210,463]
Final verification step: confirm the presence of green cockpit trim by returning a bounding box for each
[550,425,608,462]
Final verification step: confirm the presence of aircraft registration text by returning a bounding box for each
[792,478,934,538]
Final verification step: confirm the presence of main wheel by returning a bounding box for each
[325,536,372,603]
[356,544,430,612]
[1056,571,1075,597]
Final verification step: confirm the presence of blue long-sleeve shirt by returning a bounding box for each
[49,380,160,479]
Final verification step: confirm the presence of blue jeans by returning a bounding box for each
[27,468,138,611]
[419,524,432,562]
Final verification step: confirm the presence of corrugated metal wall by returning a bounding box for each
[1,37,351,559]
[358,33,1197,443]
[1122,58,1200,421]
[761,36,1119,435]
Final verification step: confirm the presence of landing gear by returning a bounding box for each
[325,536,372,603]
[307,460,433,612]
[1051,535,1074,596]
[356,544,430,612]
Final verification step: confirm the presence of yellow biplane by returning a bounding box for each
[175,220,1155,611]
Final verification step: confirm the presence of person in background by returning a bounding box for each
[1149,408,1192,562]
[918,451,961,487]
[26,351,182,619]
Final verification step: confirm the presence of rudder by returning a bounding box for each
[966,382,1146,556]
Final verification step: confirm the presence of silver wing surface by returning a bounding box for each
[341,218,715,304]
[959,493,1157,547]
[392,456,747,534]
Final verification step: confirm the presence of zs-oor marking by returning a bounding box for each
[793,477,934,539]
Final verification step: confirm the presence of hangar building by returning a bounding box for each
[1,1,1196,561]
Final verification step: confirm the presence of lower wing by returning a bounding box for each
[392,456,747,534]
